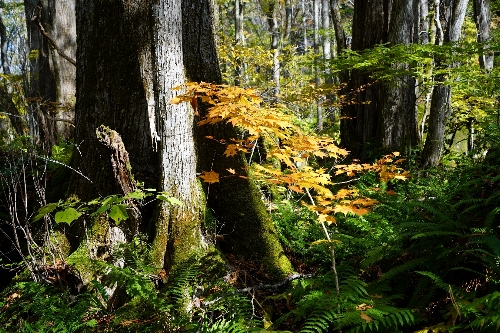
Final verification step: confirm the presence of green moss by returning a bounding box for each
[66,242,95,285]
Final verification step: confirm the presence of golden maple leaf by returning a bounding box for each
[199,170,219,184]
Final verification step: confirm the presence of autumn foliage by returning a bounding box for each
[171,82,409,223]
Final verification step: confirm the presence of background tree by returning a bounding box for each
[24,0,76,148]
[421,0,469,167]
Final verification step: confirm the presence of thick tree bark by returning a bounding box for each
[381,0,420,152]
[183,0,294,277]
[24,0,76,147]
[150,0,206,269]
[70,0,292,278]
[70,0,157,264]
[422,0,469,167]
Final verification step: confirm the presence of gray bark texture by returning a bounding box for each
[473,0,493,71]
[421,0,469,167]
[24,0,76,147]
[70,0,292,277]
[420,0,430,44]
[381,0,420,152]
[330,0,346,56]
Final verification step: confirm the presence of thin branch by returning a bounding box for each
[234,273,314,293]
[34,6,76,67]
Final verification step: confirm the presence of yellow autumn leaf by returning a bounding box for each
[170,96,182,104]
[224,144,239,157]
[226,168,235,174]
[199,170,219,184]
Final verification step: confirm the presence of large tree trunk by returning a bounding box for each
[70,0,158,268]
[70,0,292,278]
[24,0,76,147]
[421,0,468,167]
[381,0,420,152]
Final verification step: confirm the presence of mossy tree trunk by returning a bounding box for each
[69,0,292,278]
[183,0,294,277]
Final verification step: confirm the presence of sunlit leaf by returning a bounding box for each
[33,203,58,221]
[199,170,220,183]
[55,207,81,225]
[109,204,128,225]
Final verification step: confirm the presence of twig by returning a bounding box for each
[233,273,314,293]
[34,7,76,67]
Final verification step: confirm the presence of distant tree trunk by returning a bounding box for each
[473,0,493,71]
[264,1,280,100]
[381,0,420,152]
[314,0,322,130]
[330,0,346,56]
[24,0,76,148]
[234,0,245,86]
[340,0,388,160]
[422,0,468,167]
[0,10,27,137]
[284,0,293,41]
[0,12,10,74]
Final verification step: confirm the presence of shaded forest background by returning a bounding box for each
[1,0,500,332]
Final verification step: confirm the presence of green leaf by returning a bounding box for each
[109,204,128,225]
[125,190,147,200]
[33,203,58,221]
[91,204,110,216]
[102,195,122,206]
[54,207,81,225]
[157,194,183,207]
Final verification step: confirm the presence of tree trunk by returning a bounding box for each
[314,0,323,130]
[473,0,493,71]
[24,0,76,147]
[330,0,346,56]
[420,0,430,44]
[340,0,388,160]
[284,0,293,41]
[234,0,245,86]
[264,1,280,100]
[70,0,292,278]
[421,0,468,167]
[381,0,420,152]
[0,10,27,137]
